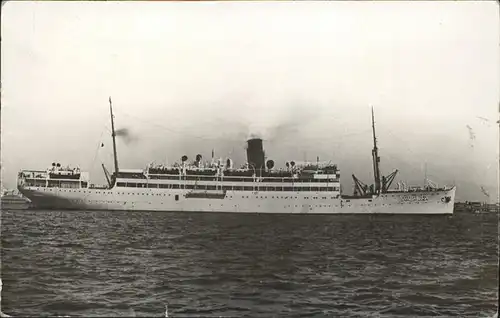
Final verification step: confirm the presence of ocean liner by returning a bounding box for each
[17,99,456,214]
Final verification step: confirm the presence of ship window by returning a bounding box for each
[48,180,60,188]
[368,199,372,202]
[172,184,180,189]
[117,172,146,179]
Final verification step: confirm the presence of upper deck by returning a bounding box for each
[18,163,90,189]
[112,161,341,184]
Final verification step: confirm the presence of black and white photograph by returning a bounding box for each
[1,1,498,317]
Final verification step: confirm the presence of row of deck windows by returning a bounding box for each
[23,181,88,188]
[21,188,439,207]
[147,175,338,183]
[68,199,338,208]
[32,185,336,193]
[115,182,340,192]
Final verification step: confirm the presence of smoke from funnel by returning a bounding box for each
[242,99,319,143]
[115,128,138,145]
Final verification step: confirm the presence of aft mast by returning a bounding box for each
[109,97,119,185]
[371,107,381,195]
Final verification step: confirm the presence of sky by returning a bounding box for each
[1,1,499,202]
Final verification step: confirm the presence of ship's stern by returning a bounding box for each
[16,170,57,209]
[16,171,28,195]
[17,171,37,206]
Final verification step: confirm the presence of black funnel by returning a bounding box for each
[246,138,265,175]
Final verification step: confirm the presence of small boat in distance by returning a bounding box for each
[16,98,456,214]
[1,188,31,210]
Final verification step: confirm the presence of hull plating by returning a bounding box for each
[19,186,456,214]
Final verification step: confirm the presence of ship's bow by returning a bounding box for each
[444,186,457,214]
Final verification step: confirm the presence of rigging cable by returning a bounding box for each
[114,109,374,144]
[115,109,228,141]
[88,125,108,178]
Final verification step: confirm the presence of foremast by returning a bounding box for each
[371,106,381,194]
[352,107,398,196]
[109,97,119,186]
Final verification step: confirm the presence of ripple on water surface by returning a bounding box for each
[1,210,498,317]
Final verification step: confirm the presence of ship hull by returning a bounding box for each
[19,186,456,214]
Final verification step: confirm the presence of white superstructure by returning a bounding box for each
[17,99,456,214]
